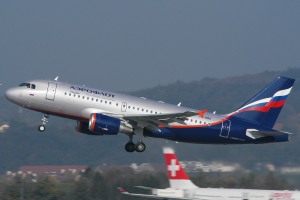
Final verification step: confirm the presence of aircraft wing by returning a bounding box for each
[123,111,198,131]
[118,187,192,200]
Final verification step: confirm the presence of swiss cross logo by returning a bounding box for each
[168,159,180,177]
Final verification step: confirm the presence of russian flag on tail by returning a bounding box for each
[234,76,295,128]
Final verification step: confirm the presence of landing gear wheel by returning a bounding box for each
[125,142,136,153]
[135,142,146,153]
[38,125,45,132]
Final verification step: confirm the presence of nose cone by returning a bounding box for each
[5,88,19,102]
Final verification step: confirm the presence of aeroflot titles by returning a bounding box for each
[70,86,115,98]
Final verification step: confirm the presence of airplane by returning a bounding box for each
[4,76,295,152]
[118,147,300,200]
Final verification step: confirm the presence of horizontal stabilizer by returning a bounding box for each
[246,129,292,139]
[250,130,292,136]
[135,186,156,190]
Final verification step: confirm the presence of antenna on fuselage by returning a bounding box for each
[54,76,59,81]
[177,102,181,106]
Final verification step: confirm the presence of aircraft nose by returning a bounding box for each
[5,88,19,102]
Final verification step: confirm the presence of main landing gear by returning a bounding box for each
[125,136,146,153]
[38,114,49,132]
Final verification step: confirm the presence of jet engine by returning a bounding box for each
[88,113,133,135]
[76,121,102,135]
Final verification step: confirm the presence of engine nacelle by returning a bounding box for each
[89,113,133,135]
[76,121,102,135]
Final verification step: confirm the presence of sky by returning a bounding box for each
[1,0,300,92]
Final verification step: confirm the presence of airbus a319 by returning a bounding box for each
[5,76,295,152]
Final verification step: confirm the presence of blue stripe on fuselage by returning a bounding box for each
[144,117,289,144]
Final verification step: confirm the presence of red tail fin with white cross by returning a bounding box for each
[163,147,198,189]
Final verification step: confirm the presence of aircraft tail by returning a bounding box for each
[163,147,198,189]
[233,76,295,128]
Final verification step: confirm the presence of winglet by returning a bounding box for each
[198,110,208,118]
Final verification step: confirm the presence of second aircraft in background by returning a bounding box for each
[119,147,300,200]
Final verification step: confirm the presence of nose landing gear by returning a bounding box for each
[38,114,49,132]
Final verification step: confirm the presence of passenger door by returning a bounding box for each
[46,82,57,100]
[220,119,231,138]
[121,102,127,112]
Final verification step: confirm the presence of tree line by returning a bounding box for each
[0,166,297,200]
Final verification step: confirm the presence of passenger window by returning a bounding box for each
[78,95,80,98]
[150,111,153,113]
[116,103,118,106]
[69,93,71,96]
[96,99,98,102]
[65,92,67,95]
[105,101,107,104]
[91,98,94,101]
[73,94,76,97]
[82,96,85,99]
[128,106,131,109]
[87,97,89,100]
[109,102,111,105]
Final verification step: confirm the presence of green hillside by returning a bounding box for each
[0,68,300,173]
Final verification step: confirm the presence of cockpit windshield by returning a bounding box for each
[19,83,36,89]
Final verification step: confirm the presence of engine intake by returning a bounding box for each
[76,121,102,135]
[89,113,132,135]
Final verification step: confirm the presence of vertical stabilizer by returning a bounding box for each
[163,147,198,189]
[234,76,295,128]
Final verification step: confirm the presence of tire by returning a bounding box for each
[125,142,135,152]
[135,142,146,153]
[38,125,45,132]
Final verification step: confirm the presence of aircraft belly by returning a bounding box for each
[146,125,252,144]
